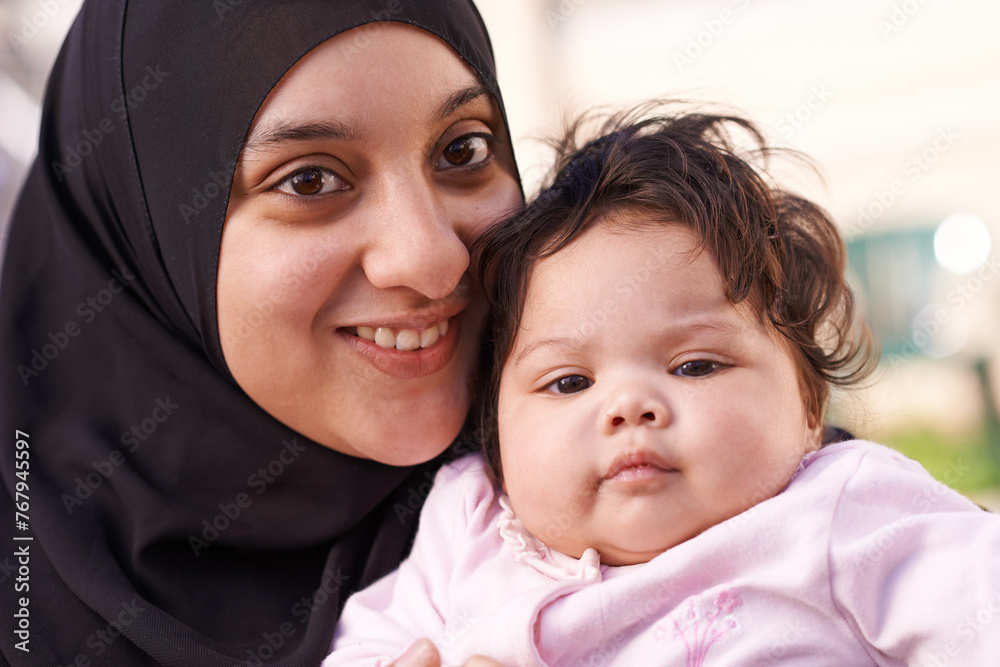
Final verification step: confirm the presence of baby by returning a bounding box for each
[325,108,1000,666]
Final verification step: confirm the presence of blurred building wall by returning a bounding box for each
[2,0,998,446]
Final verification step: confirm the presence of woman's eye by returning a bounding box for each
[436,134,492,169]
[545,374,593,395]
[274,167,347,197]
[674,360,724,377]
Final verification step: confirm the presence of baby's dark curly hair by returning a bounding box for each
[473,103,877,481]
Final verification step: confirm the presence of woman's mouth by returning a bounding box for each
[338,316,463,380]
[346,318,450,351]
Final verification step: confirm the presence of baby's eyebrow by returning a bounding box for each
[511,317,746,369]
[511,336,578,368]
[675,319,746,337]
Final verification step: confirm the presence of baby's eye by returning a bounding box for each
[274,167,348,197]
[545,374,593,395]
[673,360,725,377]
[436,134,493,169]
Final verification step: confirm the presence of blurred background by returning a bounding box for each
[2,0,998,507]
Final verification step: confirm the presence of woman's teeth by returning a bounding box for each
[355,319,449,351]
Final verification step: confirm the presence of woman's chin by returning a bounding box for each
[314,419,465,467]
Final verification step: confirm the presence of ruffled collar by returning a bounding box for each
[496,495,603,582]
[788,447,825,486]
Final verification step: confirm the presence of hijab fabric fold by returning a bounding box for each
[0,1,512,664]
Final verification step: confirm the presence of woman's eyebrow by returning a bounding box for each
[242,85,492,157]
[436,83,492,121]
[242,119,363,154]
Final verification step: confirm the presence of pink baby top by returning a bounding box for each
[324,441,1000,666]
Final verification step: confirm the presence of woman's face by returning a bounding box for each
[218,23,521,465]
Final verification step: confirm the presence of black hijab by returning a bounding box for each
[0,1,514,664]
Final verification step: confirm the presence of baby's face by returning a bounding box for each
[496,217,818,565]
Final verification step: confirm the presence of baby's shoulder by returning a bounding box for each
[435,452,491,485]
[422,453,498,521]
[799,438,932,482]
[798,438,981,518]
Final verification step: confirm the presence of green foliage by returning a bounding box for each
[884,427,1000,493]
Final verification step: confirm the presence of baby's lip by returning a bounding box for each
[602,449,676,480]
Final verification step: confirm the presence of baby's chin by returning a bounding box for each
[595,519,703,566]
[555,534,683,567]
[594,543,674,567]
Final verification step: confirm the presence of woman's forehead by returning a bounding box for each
[250,23,482,129]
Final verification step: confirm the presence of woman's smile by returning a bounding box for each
[347,319,450,351]
[339,314,462,380]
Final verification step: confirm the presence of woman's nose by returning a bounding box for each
[361,176,470,300]
[600,385,670,435]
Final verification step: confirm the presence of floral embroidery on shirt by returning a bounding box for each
[653,587,743,666]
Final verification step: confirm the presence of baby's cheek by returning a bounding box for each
[537,472,593,542]
[519,496,573,552]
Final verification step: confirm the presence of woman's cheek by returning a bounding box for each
[220,235,315,364]
[255,242,347,327]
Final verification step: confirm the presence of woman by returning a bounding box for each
[0,1,521,665]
